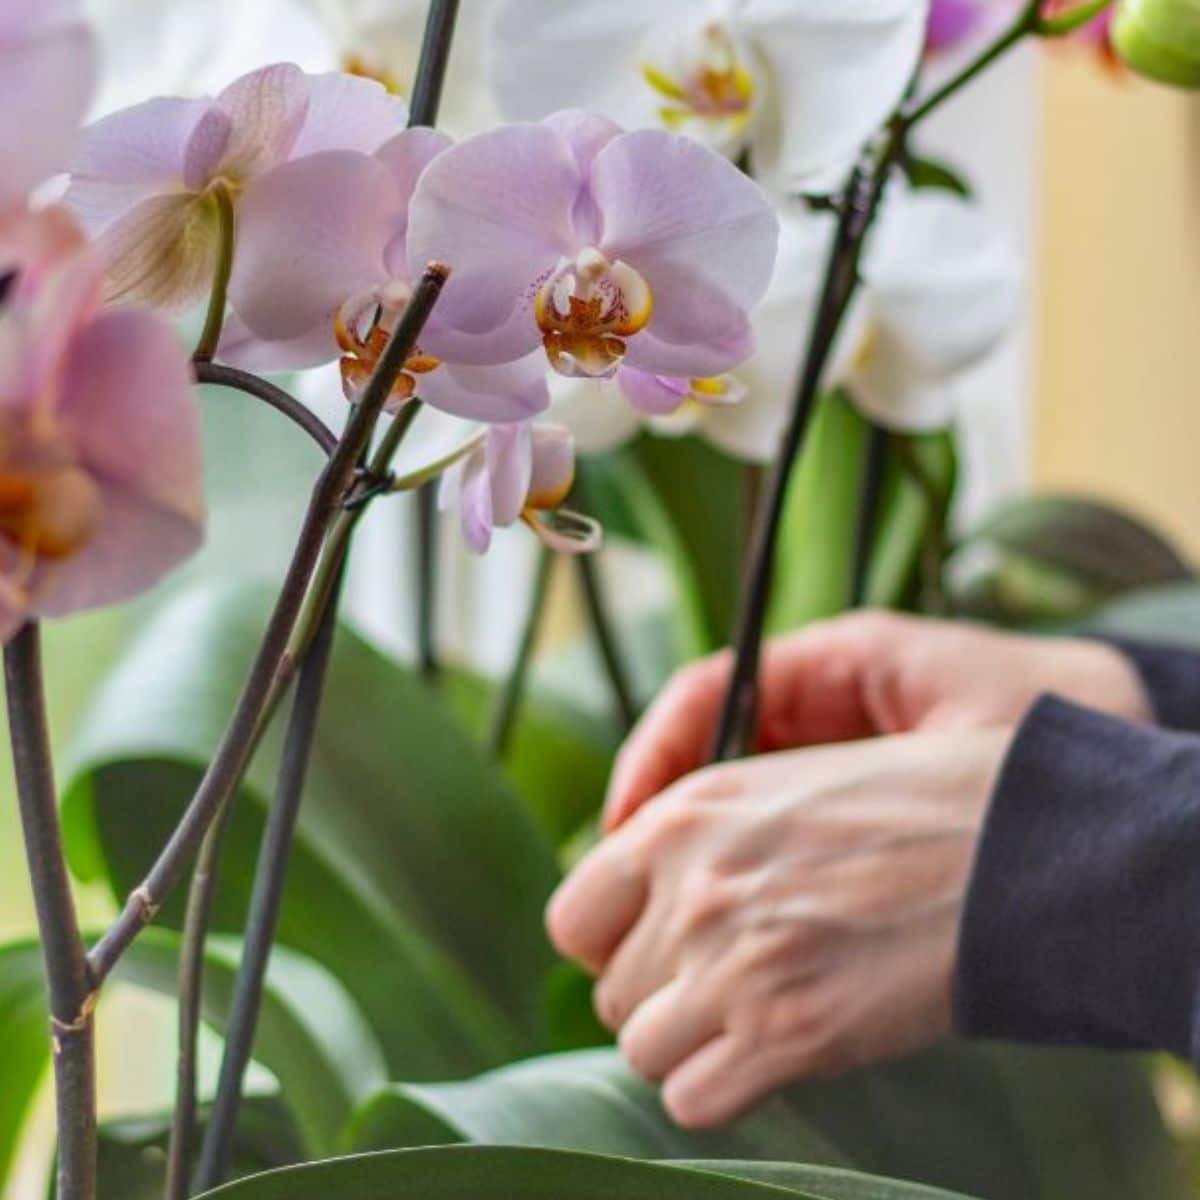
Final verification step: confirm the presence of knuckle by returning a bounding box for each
[618,1022,663,1082]
[593,976,625,1033]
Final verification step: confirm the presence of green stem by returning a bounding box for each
[576,553,639,733]
[1037,0,1114,37]
[391,435,482,492]
[487,547,555,758]
[192,181,236,364]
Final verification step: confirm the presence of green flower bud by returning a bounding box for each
[1113,0,1200,86]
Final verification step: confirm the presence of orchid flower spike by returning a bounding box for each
[488,0,931,195]
[440,422,600,555]
[64,63,408,313]
[0,208,204,640]
[406,109,780,415]
[552,189,1020,461]
[1,0,97,210]
[221,126,549,424]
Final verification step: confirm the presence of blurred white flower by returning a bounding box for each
[553,187,1020,461]
[488,0,931,195]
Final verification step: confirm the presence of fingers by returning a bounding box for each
[603,612,904,832]
[545,837,648,975]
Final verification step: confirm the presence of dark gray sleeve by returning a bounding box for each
[1101,637,1200,734]
[954,695,1200,1063]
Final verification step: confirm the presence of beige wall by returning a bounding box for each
[1037,54,1200,558]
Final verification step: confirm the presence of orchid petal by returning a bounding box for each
[289,71,409,158]
[617,368,689,416]
[456,450,496,554]
[186,62,309,186]
[418,355,550,424]
[230,150,398,342]
[66,97,211,234]
[95,190,219,312]
[548,376,642,454]
[528,423,575,506]
[622,306,756,379]
[592,128,779,313]
[747,0,929,192]
[0,14,96,206]
[486,423,534,528]
[374,126,454,268]
[36,307,203,619]
[217,313,339,373]
[407,122,582,364]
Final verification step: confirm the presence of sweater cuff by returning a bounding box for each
[954,695,1200,1063]
[1097,636,1200,734]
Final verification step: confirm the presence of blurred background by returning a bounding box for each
[5,16,1200,1197]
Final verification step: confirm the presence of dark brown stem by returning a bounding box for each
[86,264,448,985]
[5,624,96,1200]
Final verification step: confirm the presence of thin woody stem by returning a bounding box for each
[5,624,97,1200]
[576,552,639,733]
[848,423,890,608]
[192,182,236,364]
[195,569,345,1191]
[87,264,448,985]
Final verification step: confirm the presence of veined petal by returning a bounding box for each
[621,298,756,379]
[854,189,1021,431]
[0,16,97,206]
[747,0,929,192]
[407,121,584,364]
[66,96,211,234]
[455,449,495,553]
[230,150,399,342]
[289,71,409,158]
[592,128,779,315]
[95,190,220,312]
[419,355,550,424]
[548,374,643,454]
[374,126,455,262]
[217,313,339,372]
[187,62,309,186]
[617,368,690,416]
[35,306,203,619]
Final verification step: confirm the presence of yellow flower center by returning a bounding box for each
[335,292,440,409]
[342,52,407,97]
[642,23,755,135]
[534,250,653,379]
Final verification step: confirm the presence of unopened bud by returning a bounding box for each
[1113,0,1200,86]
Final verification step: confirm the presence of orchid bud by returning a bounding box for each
[1112,0,1200,86]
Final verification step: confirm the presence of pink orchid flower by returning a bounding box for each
[221,127,549,424]
[440,422,599,555]
[64,63,408,313]
[924,0,993,52]
[0,208,204,641]
[1,0,97,210]
[406,110,780,399]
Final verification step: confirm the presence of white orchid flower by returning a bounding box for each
[294,0,494,135]
[82,0,336,115]
[552,187,1020,462]
[488,0,931,195]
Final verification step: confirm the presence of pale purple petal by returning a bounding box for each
[229,150,398,342]
[925,0,987,52]
[66,97,211,235]
[622,299,755,379]
[0,16,96,206]
[407,122,582,365]
[542,109,623,174]
[186,62,309,187]
[217,313,339,372]
[592,128,779,314]
[417,355,550,425]
[456,451,495,554]
[528,423,575,505]
[616,368,689,416]
[290,71,409,158]
[35,307,203,618]
[485,423,534,528]
[374,127,454,273]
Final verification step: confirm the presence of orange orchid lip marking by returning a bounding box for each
[534,249,653,379]
[335,298,441,408]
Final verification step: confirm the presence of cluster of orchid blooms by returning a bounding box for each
[5,0,1119,645]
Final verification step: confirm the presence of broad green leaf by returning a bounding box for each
[0,941,52,1194]
[577,451,715,657]
[633,435,747,647]
[347,1048,845,1164]
[196,1145,862,1199]
[113,930,385,1156]
[689,1161,972,1199]
[954,495,1193,623]
[442,667,618,848]
[346,1046,1188,1200]
[1086,581,1200,646]
[95,1097,304,1200]
[60,582,559,1077]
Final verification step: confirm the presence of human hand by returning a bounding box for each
[605,611,1149,831]
[548,728,1012,1127]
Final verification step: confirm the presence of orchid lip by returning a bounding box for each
[535,250,653,380]
[335,290,441,407]
[642,22,756,134]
